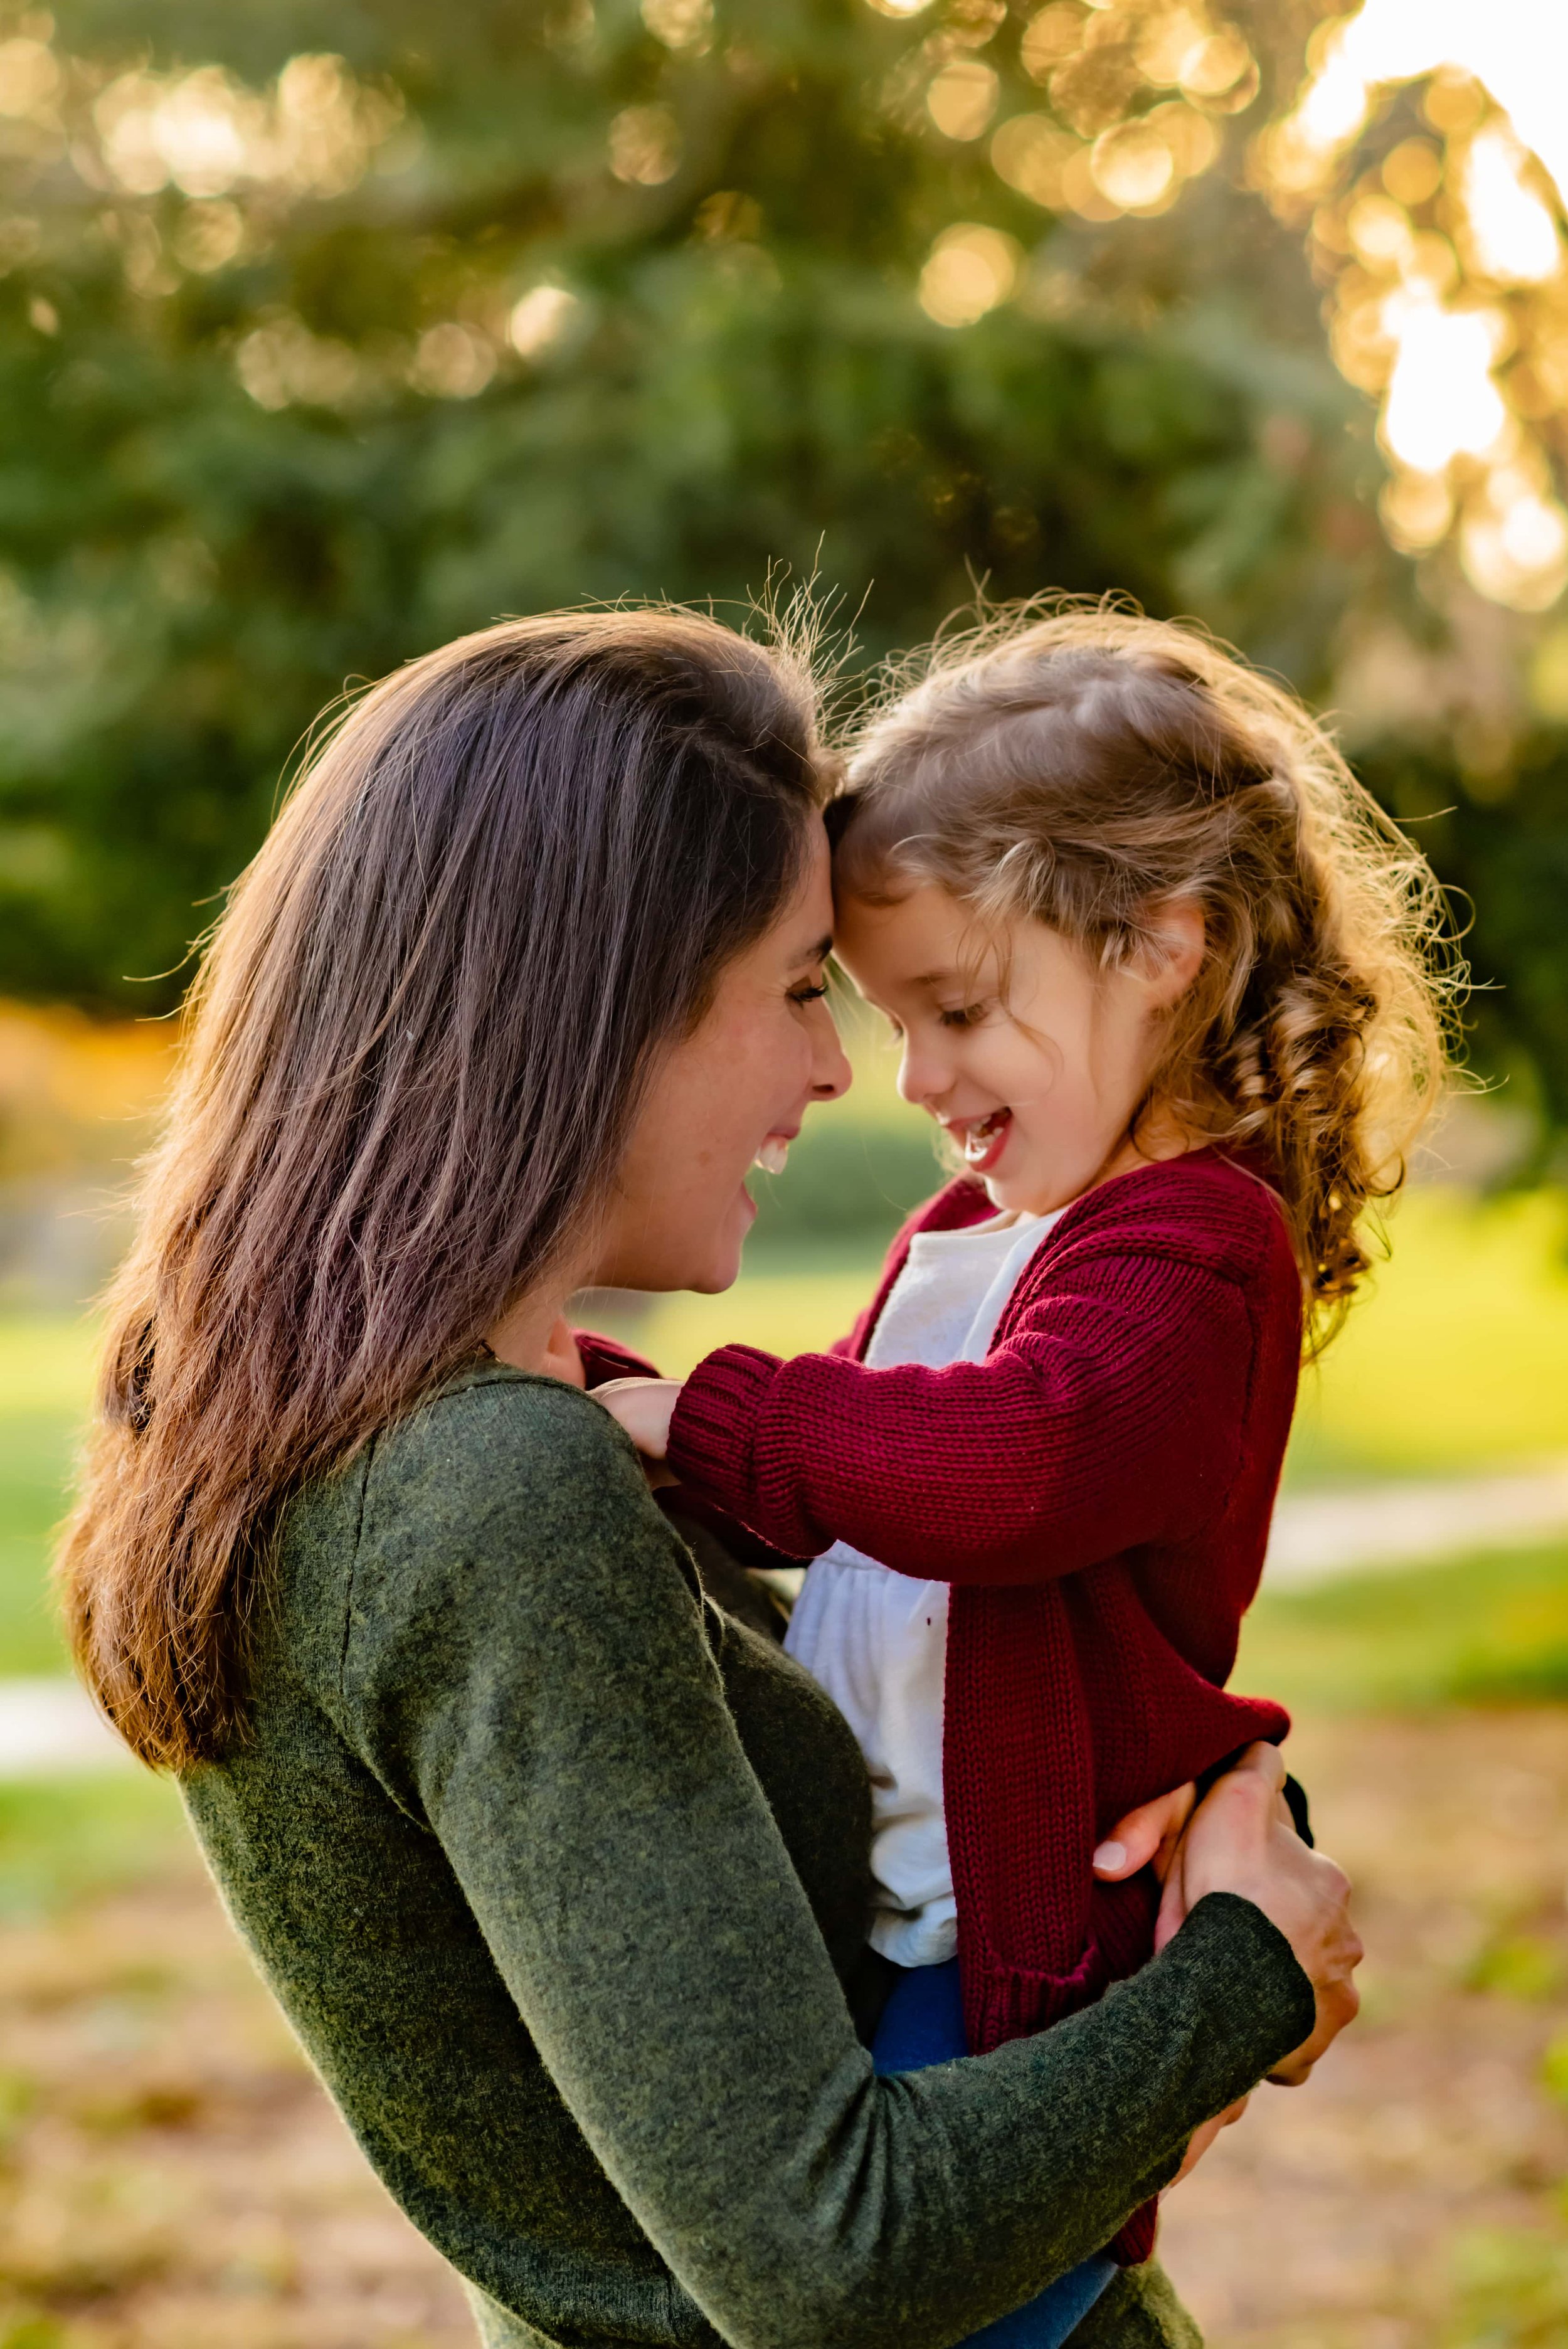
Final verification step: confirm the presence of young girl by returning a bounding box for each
[598,610,1451,2326]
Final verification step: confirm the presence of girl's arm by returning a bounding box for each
[661,1248,1256,1583]
[349,1380,1320,2349]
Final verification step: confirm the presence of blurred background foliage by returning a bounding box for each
[0,0,1562,1140]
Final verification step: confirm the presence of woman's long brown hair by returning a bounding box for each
[60,610,830,1771]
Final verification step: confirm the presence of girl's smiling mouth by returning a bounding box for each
[948,1108,1013,1174]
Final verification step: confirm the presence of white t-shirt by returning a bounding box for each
[783,1205,1064,1966]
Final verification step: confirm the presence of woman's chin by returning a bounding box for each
[681,1192,755,1295]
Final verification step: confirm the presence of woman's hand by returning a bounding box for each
[1167,2094,1248,2188]
[595,1377,683,1461]
[1156,1742,1361,2086]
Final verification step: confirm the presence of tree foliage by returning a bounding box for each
[0,1,1562,1135]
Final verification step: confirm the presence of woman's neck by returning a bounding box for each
[486,1280,580,1376]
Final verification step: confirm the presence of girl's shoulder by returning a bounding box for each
[893,1152,1290,1266]
[1041,1149,1296,1289]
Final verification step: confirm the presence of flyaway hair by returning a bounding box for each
[833,602,1463,1350]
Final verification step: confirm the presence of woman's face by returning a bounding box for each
[588,821,851,1295]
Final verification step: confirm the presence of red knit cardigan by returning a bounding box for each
[581,1150,1300,2266]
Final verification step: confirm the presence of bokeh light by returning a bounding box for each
[983,0,1255,238]
[927,60,1000,141]
[608,103,682,187]
[1380,301,1507,474]
[1256,0,1568,610]
[509,285,580,360]
[89,54,401,203]
[919,223,1022,326]
[641,0,714,53]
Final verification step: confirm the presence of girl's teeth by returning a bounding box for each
[753,1137,790,1177]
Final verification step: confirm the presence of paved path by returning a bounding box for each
[0,1675,132,1776]
[1263,1455,1568,1588]
[4,1457,1568,1774]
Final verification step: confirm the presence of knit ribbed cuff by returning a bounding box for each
[667,1344,783,1520]
[1168,1890,1318,2087]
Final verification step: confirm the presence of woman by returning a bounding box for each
[61,611,1359,2349]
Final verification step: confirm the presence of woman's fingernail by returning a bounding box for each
[1093,1840,1126,1874]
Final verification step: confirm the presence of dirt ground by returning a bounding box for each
[5,1709,1568,2348]
[1161,1710,1568,2347]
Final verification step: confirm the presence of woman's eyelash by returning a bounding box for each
[790,981,829,1004]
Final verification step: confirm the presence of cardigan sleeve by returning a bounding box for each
[667,1245,1256,1583]
[344,1379,1313,2349]
[573,1326,663,1386]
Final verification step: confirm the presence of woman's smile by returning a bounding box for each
[752,1127,798,1178]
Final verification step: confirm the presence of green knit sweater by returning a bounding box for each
[182,1364,1314,2349]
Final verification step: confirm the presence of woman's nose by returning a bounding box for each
[809,999,853,1101]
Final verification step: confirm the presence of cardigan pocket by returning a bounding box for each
[961,1937,1161,2273]
[962,1933,1113,2054]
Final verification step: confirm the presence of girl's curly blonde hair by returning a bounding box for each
[834,603,1463,1352]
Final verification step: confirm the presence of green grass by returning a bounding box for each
[1288,1187,1568,1480]
[1239,1538,1568,1714]
[0,1415,79,1676]
[0,1773,188,1922]
[0,1317,98,1677]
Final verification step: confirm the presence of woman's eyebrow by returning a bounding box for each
[794,931,834,968]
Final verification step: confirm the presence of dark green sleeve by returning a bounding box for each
[344,1379,1313,2349]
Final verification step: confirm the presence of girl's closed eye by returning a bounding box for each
[938,1000,993,1031]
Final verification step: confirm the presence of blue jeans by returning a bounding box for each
[871,1958,1116,2347]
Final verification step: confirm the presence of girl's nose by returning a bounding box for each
[897,1037,948,1113]
[809,997,853,1102]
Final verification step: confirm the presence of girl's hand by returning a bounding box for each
[1092,1783,1198,1887]
[595,1377,682,1461]
[1157,1741,1362,2086]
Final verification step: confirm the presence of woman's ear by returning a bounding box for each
[1136,897,1205,1009]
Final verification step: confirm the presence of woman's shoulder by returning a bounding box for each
[279,1362,660,1639]
[314,1364,701,1712]
[366,1360,652,1535]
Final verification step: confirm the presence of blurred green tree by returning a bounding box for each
[0,0,1561,1137]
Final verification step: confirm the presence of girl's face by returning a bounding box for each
[589,822,852,1295]
[834,882,1202,1218]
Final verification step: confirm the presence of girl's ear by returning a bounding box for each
[1136,897,1205,1009]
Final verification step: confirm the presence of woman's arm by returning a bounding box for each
[652,1250,1253,1581]
[347,1379,1320,2349]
